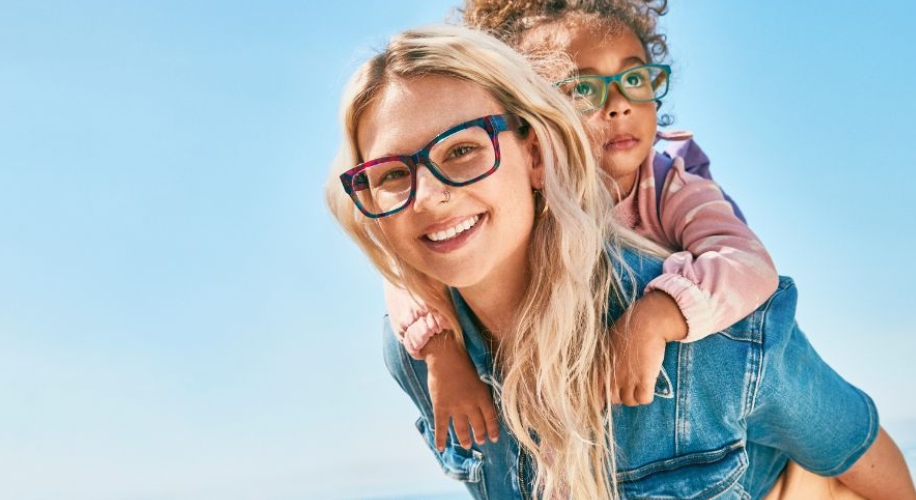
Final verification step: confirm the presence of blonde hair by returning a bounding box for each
[326,25,662,499]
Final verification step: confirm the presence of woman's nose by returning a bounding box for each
[411,165,450,211]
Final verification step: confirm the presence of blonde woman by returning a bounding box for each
[326,25,913,500]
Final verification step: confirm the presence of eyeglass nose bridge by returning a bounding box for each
[594,73,629,110]
[405,151,460,189]
[398,152,466,212]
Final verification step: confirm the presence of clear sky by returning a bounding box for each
[1,1,914,499]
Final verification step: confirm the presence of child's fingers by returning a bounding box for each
[609,378,624,405]
[633,382,654,406]
[403,321,431,359]
[480,405,500,443]
[452,416,473,449]
[618,387,636,406]
[434,410,449,452]
[426,313,444,335]
[468,410,488,446]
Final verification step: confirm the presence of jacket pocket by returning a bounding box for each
[617,440,748,500]
[415,417,489,500]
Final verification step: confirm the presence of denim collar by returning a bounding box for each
[449,288,497,383]
[447,272,673,398]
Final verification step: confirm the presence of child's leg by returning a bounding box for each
[837,426,916,500]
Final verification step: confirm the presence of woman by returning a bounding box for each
[325,25,913,500]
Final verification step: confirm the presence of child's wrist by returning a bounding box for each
[420,331,458,363]
[641,291,689,342]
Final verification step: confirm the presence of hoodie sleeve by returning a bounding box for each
[642,159,779,341]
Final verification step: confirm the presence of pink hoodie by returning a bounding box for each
[614,150,779,341]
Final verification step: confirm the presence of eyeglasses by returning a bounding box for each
[554,64,671,113]
[340,114,526,219]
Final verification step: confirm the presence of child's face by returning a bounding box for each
[565,25,658,199]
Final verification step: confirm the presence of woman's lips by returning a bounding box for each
[421,213,486,253]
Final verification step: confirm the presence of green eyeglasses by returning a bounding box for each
[554,64,671,113]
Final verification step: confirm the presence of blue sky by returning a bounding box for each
[1,1,914,499]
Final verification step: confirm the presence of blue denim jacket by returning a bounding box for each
[382,250,878,499]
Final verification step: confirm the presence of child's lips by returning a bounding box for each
[605,135,639,151]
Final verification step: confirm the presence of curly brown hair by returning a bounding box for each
[461,0,672,124]
[461,0,668,63]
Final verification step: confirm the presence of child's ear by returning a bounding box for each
[527,132,545,189]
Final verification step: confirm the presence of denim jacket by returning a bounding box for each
[382,250,878,499]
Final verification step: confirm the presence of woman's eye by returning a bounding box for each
[448,144,476,159]
[379,167,409,184]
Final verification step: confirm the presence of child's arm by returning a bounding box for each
[382,279,499,449]
[610,158,778,406]
[422,333,500,451]
[648,159,779,340]
[837,427,916,500]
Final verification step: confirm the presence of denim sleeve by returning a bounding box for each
[381,315,435,420]
[746,278,879,476]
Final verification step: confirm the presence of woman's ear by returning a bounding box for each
[527,132,545,189]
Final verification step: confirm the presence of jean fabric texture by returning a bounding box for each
[381,250,879,500]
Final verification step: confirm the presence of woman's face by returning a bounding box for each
[356,76,542,292]
[565,25,658,198]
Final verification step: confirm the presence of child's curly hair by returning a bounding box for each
[461,0,668,63]
[461,0,672,125]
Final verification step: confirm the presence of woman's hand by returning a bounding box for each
[423,334,500,451]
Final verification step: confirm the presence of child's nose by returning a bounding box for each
[603,82,632,118]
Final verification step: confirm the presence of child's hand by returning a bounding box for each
[403,312,444,359]
[424,334,500,451]
[383,280,443,359]
[608,291,687,406]
[609,323,667,406]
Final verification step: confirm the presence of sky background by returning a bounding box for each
[1,1,914,499]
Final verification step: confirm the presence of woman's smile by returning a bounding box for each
[359,75,537,291]
[423,213,483,245]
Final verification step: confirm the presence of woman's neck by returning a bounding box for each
[458,256,530,344]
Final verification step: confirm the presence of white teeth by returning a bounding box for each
[427,215,480,242]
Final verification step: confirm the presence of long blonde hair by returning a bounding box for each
[326,25,661,499]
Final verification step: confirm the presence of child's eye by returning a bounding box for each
[623,72,647,88]
[573,81,597,97]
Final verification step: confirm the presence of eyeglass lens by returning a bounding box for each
[352,125,496,216]
[558,66,669,112]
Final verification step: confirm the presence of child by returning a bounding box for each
[384,0,778,450]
